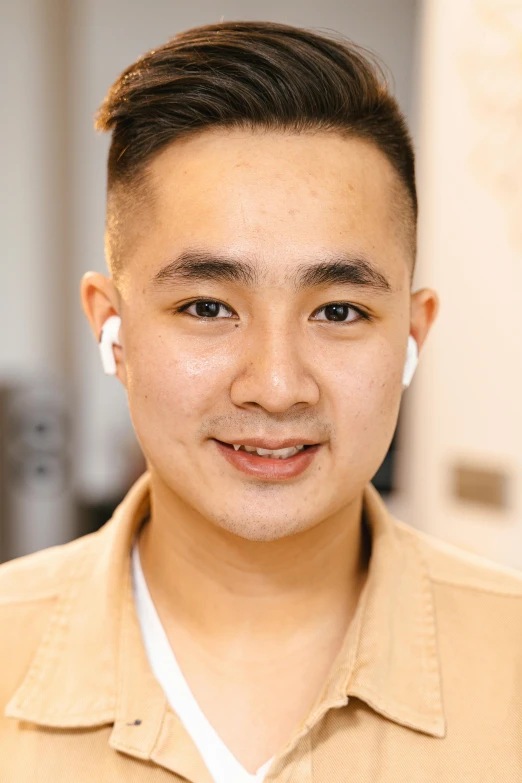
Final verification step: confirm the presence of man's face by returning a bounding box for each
[85,130,437,541]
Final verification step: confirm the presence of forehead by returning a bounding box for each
[120,129,411,285]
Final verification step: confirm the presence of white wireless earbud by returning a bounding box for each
[402,334,418,389]
[99,315,122,376]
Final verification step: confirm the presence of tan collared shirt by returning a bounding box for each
[1,471,522,781]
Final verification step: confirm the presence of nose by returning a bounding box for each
[230,323,320,413]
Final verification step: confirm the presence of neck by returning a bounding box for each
[138,473,371,661]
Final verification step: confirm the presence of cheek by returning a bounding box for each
[327,348,402,447]
[125,336,235,424]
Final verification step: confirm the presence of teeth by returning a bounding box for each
[231,444,306,459]
[256,447,298,458]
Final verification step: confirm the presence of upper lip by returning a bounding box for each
[216,437,319,449]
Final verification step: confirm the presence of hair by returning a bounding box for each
[96,20,417,275]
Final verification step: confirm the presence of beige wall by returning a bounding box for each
[401,0,522,567]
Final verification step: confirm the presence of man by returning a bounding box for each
[1,19,521,783]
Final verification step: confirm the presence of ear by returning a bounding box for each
[409,287,440,353]
[80,272,127,386]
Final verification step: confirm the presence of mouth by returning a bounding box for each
[212,438,321,480]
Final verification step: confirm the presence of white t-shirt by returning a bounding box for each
[131,540,275,783]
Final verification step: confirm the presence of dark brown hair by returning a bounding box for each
[96,20,417,263]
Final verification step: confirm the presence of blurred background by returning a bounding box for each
[1,0,521,567]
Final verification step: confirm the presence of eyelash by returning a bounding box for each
[176,299,372,324]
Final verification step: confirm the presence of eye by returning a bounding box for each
[311,303,368,323]
[178,299,235,319]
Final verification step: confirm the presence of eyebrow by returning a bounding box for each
[149,249,393,294]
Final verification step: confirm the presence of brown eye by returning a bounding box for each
[324,304,350,321]
[311,303,365,323]
[195,301,220,317]
[181,300,234,319]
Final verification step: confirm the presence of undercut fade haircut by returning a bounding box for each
[96,20,417,277]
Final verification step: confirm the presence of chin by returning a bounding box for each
[211,506,316,542]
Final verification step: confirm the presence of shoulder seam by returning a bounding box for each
[392,518,522,597]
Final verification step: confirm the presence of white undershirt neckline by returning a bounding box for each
[131,539,275,783]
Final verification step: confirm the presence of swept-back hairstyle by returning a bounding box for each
[96,20,417,268]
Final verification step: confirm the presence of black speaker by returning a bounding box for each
[371,414,402,496]
[0,381,76,563]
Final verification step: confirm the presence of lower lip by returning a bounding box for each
[214,441,321,480]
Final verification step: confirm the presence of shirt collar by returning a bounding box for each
[5,471,446,748]
[336,484,446,737]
